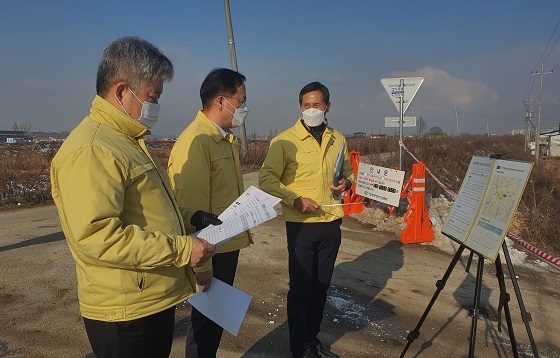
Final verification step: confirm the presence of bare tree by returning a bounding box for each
[267,129,279,140]
[12,121,33,133]
[416,115,427,136]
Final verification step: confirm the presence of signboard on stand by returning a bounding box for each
[355,163,405,207]
[442,156,533,261]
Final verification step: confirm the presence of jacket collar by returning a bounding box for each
[294,118,333,141]
[195,110,234,143]
[89,95,149,138]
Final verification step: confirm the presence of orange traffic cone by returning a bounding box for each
[341,151,368,215]
[400,162,434,244]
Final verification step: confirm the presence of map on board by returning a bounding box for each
[480,175,524,223]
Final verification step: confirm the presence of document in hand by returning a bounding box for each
[188,278,252,336]
[196,186,281,246]
[332,143,346,200]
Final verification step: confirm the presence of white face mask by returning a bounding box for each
[222,98,249,128]
[302,108,326,127]
[116,87,160,129]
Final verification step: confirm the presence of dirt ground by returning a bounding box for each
[0,173,559,358]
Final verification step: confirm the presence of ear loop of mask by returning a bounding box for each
[219,97,236,116]
[115,90,132,118]
[116,86,147,119]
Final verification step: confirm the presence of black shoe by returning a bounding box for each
[302,348,320,358]
[312,337,339,358]
[293,343,321,358]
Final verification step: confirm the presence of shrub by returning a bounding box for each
[1,135,557,256]
[0,142,58,208]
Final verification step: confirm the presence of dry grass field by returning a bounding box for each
[1,135,558,256]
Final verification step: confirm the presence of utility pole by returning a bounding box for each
[399,79,404,170]
[223,0,248,158]
[530,63,552,165]
[522,99,534,153]
[486,118,490,137]
[455,105,460,136]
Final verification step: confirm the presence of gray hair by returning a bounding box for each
[96,36,174,96]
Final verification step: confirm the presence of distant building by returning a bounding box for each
[370,133,387,139]
[353,131,367,138]
[542,128,560,157]
[30,131,67,142]
[0,130,32,143]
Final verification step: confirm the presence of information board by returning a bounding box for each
[442,156,533,261]
[355,163,405,207]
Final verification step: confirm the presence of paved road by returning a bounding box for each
[0,173,559,357]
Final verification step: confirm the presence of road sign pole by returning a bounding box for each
[381,77,424,171]
[399,79,404,170]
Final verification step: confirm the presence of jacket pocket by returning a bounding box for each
[137,270,146,290]
[210,152,233,172]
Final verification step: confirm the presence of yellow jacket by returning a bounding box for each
[168,110,252,272]
[258,119,354,222]
[50,96,197,322]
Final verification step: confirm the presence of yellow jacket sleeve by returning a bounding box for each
[168,132,214,272]
[258,139,301,207]
[54,147,193,269]
[168,135,210,231]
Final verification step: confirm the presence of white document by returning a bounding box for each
[188,278,252,336]
[220,185,282,221]
[196,186,280,246]
[443,156,493,242]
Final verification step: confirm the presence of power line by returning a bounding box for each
[458,109,518,123]
[458,109,556,125]
[542,72,553,91]
[531,15,560,73]
[543,26,560,64]
[524,74,537,100]
[542,89,560,104]
[526,16,560,101]
[550,61,560,72]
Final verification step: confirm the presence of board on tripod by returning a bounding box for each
[400,156,538,358]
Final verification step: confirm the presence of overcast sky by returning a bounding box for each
[2,1,560,137]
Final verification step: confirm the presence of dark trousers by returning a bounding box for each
[83,306,176,358]
[286,219,342,356]
[185,249,240,358]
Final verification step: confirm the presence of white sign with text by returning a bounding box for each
[355,163,405,207]
[380,77,424,114]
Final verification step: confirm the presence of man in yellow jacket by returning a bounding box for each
[259,82,354,358]
[168,68,252,357]
[50,37,216,358]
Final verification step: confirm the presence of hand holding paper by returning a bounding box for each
[188,237,216,267]
[195,186,280,246]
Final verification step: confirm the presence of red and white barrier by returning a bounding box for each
[399,140,560,271]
